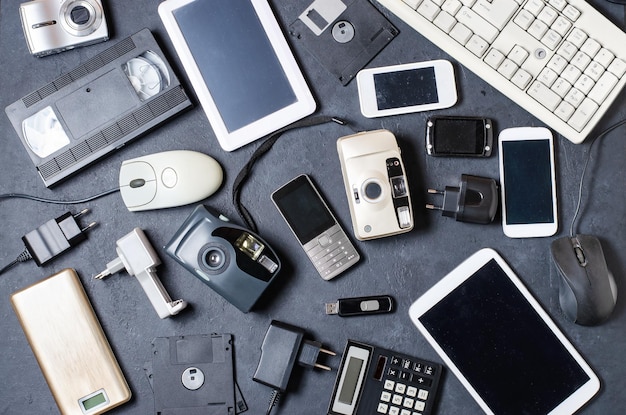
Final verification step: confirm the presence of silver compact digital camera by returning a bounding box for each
[20,0,109,57]
[337,129,414,241]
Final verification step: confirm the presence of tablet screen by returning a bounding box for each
[172,0,297,132]
[418,258,591,414]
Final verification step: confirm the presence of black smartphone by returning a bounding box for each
[271,174,359,280]
[426,116,493,157]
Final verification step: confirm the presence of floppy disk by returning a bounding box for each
[5,28,192,187]
[147,334,247,415]
[289,0,398,85]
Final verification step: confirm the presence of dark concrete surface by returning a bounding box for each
[1,1,625,414]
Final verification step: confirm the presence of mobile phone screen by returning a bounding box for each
[501,139,554,224]
[432,117,487,155]
[272,176,335,245]
[373,67,439,110]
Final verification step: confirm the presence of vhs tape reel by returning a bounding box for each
[5,28,192,187]
[289,0,398,85]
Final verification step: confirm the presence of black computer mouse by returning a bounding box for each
[550,235,617,326]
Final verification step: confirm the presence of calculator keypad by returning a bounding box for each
[377,356,439,415]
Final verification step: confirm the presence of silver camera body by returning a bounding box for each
[20,0,109,57]
[337,129,414,241]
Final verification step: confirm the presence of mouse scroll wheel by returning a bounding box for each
[130,178,146,188]
[574,246,587,266]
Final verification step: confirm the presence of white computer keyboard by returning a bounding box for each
[374,0,626,143]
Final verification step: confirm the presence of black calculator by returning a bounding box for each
[328,340,442,415]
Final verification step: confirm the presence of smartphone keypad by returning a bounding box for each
[305,224,359,279]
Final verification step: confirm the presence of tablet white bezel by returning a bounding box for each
[158,0,316,151]
[408,248,600,415]
[356,59,457,118]
[498,127,558,238]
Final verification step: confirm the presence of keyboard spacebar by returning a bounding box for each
[457,7,499,43]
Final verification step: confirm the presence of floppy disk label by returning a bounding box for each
[299,0,347,36]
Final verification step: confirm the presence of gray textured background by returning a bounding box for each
[1,0,625,414]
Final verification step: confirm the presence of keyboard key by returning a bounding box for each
[400,410,411,415]
[381,391,392,402]
[384,380,395,390]
[537,5,557,25]
[562,4,580,21]
[538,67,558,86]
[552,16,571,37]
[574,74,594,94]
[607,58,626,78]
[457,6,499,43]
[588,71,618,104]
[392,394,403,405]
[450,23,473,44]
[541,29,561,50]
[485,48,505,68]
[466,35,489,57]
[581,38,601,58]
[584,62,604,81]
[548,0,566,11]
[434,11,457,32]
[403,0,423,9]
[567,28,587,48]
[561,64,581,84]
[564,87,585,107]
[508,45,529,65]
[442,0,462,14]
[389,407,400,415]
[557,41,578,61]
[555,101,575,121]
[551,77,572,98]
[524,0,545,16]
[378,403,389,414]
[406,386,418,397]
[471,0,519,30]
[594,49,615,68]
[514,9,534,29]
[568,98,598,131]
[403,397,415,408]
[528,81,561,110]
[418,0,441,21]
[498,58,518,78]
[547,54,567,73]
[512,69,532,88]
[415,401,426,411]
[395,383,407,394]
[528,20,548,40]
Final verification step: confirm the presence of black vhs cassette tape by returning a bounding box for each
[289,0,398,85]
[5,28,192,187]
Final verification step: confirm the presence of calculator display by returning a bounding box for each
[328,340,442,415]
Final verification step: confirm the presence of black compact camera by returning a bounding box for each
[165,205,281,313]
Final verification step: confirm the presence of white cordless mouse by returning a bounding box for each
[119,150,223,211]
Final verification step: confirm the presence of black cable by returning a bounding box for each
[232,116,351,232]
[0,187,120,205]
[569,118,626,237]
[0,249,32,276]
[265,390,281,415]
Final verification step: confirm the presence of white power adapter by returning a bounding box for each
[95,228,187,318]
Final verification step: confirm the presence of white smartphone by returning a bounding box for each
[498,127,558,238]
[356,59,457,118]
[272,174,360,280]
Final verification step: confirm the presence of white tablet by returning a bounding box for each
[158,0,316,151]
[409,248,600,415]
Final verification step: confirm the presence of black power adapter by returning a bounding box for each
[426,174,498,224]
[253,320,335,415]
[0,209,96,275]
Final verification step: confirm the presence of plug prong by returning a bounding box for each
[314,363,332,371]
[427,188,443,194]
[319,347,336,356]
[425,204,441,210]
[82,221,97,232]
[73,208,89,218]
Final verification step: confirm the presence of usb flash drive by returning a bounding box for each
[325,295,394,317]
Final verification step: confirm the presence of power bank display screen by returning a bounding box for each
[173,0,297,132]
[418,259,590,414]
[272,176,336,245]
[501,139,554,224]
[373,67,439,110]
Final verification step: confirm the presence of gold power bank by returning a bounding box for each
[10,269,131,414]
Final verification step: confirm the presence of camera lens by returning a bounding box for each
[364,181,382,200]
[70,5,90,25]
[204,249,225,270]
